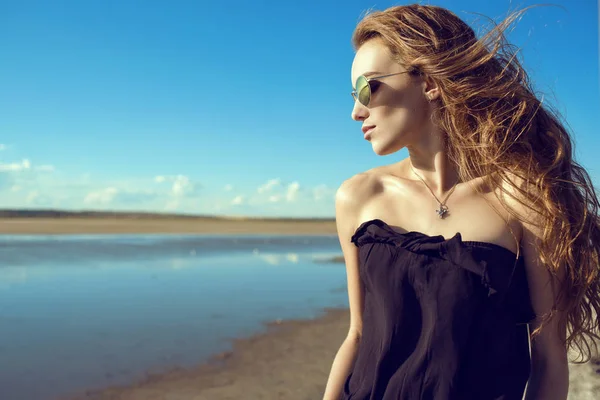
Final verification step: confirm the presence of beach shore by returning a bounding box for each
[0,217,337,235]
[62,308,349,400]
[58,306,600,400]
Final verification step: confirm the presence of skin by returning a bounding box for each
[329,37,569,399]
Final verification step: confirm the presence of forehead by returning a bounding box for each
[351,39,397,84]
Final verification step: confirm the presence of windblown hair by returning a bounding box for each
[352,4,600,362]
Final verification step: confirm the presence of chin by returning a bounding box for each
[372,148,391,156]
[372,141,404,156]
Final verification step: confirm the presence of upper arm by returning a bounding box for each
[335,173,375,341]
[520,211,568,366]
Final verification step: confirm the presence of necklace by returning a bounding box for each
[410,164,459,219]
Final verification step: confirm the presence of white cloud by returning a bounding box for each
[257,178,281,193]
[25,190,53,206]
[26,191,40,204]
[256,179,301,203]
[0,158,54,193]
[172,175,193,196]
[0,152,337,216]
[0,159,54,173]
[312,184,329,201]
[155,174,196,197]
[0,144,5,151]
[84,187,119,205]
[0,159,31,172]
[231,195,244,205]
[36,164,55,172]
[286,181,300,202]
[83,187,160,206]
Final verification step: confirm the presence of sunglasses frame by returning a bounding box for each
[351,70,414,107]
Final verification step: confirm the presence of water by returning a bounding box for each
[0,233,348,400]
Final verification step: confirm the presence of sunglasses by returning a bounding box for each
[351,71,414,107]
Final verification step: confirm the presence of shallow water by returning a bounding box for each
[0,234,347,400]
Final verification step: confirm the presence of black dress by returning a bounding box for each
[341,219,535,400]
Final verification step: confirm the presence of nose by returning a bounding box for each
[351,100,369,121]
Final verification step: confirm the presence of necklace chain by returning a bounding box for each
[410,164,459,219]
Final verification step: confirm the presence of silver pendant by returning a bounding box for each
[436,204,448,219]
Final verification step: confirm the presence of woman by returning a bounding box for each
[323,4,600,400]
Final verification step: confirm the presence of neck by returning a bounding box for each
[406,136,460,199]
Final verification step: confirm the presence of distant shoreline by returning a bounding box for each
[0,208,335,221]
[0,211,338,235]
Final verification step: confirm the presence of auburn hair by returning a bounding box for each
[352,4,600,362]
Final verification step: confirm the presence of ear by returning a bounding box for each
[422,75,440,101]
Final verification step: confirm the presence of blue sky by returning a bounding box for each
[0,0,598,217]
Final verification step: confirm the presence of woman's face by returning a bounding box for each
[351,39,433,156]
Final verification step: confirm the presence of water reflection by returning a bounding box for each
[0,234,347,400]
[0,266,29,288]
[0,233,340,267]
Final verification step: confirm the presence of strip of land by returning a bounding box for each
[0,210,338,235]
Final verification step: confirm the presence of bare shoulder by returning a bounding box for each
[495,171,540,226]
[335,160,411,228]
[335,169,384,213]
[335,161,406,203]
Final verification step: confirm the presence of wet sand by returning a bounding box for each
[0,217,337,235]
[61,308,349,400]
[58,306,600,400]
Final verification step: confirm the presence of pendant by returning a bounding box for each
[436,204,448,219]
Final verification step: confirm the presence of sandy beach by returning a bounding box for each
[0,216,337,235]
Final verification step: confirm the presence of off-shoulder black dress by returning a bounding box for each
[341,219,535,400]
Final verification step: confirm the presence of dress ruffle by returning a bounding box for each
[351,218,535,324]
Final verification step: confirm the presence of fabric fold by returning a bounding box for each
[351,218,535,322]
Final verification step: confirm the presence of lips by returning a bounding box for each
[362,125,376,135]
[362,125,375,140]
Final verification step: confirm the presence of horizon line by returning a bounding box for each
[0,208,336,222]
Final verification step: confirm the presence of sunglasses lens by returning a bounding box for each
[356,75,370,106]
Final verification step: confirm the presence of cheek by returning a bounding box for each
[380,107,417,130]
[397,99,429,129]
[373,89,429,133]
[381,90,426,121]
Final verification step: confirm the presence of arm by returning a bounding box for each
[521,217,569,399]
[322,175,369,400]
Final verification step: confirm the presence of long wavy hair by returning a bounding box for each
[352,4,600,362]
